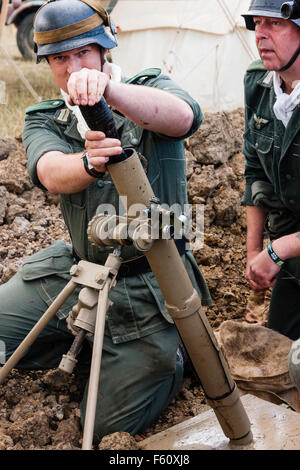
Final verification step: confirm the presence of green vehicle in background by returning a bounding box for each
[1,0,45,60]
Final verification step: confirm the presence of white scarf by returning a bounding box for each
[273,71,300,127]
[61,63,122,139]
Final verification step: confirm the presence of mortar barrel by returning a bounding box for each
[146,239,251,443]
[108,148,155,210]
[107,150,252,443]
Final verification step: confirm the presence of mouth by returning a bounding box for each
[259,49,275,57]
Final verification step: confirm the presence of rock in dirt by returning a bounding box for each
[99,432,140,450]
[0,145,33,194]
[10,216,31,236]
[8,410,52,448]
[0,431,14,450]
[0,137,17,161]
[0,185,8,224]
[187,109,243,165]
[188,165,220,200]
[213,187,240,227]
[51,416,81,449]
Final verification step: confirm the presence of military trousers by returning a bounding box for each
[268,257,300,341]
[0,245,183,442]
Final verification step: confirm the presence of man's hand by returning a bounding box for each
[246,249,263,291]
[84,130,123,172]
[67,68,110,107]
[247,248,280,291]
[37,130,123,194]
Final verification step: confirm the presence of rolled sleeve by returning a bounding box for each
[241,181,254,206]
[22,113,73,188]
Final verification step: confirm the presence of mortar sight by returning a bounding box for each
[281,0,300,19]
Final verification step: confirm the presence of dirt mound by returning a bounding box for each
[0,109,261,450]
[0,138,70,284]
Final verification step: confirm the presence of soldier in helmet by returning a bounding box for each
[0,0,211,443]
[242,1,300,389]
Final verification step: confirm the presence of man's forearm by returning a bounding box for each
[37,151,95,194]
[272,232,300,261]
[246,205,267,257]
[105,81,194,137]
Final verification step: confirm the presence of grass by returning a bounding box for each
[0,25,60,138]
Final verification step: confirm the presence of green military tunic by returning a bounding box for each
[0,69,211,440]
[242,59,300,340]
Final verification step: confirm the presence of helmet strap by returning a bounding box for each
[279,45,300,71]
[100,47,106,71]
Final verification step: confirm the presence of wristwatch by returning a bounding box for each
[81,150,106,178]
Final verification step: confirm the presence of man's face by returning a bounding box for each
[47,44,102,93]
[254,16,300,71]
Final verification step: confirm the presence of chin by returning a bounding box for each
[260,59,276,71]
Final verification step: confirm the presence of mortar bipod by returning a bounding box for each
[0,248,122,451]
[58,250,121,375]
[62,250,122,451]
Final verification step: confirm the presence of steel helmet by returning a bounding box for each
[34,0,118,63]
[242,0,300,30]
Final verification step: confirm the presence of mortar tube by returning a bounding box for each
[108,151,252,444]
[145,239,251,443]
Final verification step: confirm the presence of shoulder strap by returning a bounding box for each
[125,68,161,85]
[25,99,65,114]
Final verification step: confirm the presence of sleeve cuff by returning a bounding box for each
[241,182,254,206]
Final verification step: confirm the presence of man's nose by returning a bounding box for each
[66,56,81,74]
[255,22,269,40]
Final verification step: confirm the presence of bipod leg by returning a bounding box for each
[81,279,110,450]
[0,280,77,384]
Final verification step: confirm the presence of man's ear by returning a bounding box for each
[101,47,112,77]
[99,46,108,69]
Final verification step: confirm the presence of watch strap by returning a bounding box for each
[82,151,106,178]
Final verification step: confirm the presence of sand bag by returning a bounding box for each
[217,320,300,412]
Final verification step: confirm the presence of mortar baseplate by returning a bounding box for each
[139,394,300,450]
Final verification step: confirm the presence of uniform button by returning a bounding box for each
[286,174,292,180]
[290,199,295,204]
[130,138,139,146]
[97,180,104,189]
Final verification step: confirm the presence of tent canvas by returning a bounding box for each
[110,0,259,111]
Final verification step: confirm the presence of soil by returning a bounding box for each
[0,109,266,450]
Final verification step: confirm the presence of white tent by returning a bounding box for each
[110,0,259,111]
